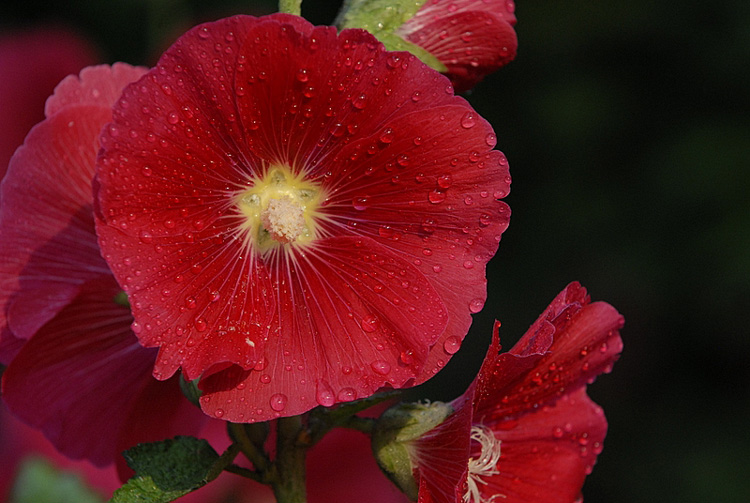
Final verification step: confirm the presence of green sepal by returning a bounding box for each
[10,458,104,503]
[335,0,448,72]
[109,436,220,503]
[178,373,202,408]
[371,401,453,500]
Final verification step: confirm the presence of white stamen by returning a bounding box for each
[463,425,505,503]
[260,196,306,243]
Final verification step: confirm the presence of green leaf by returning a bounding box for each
[109,436,220,503]
[10,457,104,503]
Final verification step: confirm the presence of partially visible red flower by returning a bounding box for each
[411,282,624,503]
[0,25,98,178]
[396,0,518,92]
[95,14,511,422]
[0,64,206,474]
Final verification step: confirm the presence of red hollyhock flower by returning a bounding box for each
[396,0,518,92]
[0,64,205,473]
[411,282,624,503]
[95,14,510,423]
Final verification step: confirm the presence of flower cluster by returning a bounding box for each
[0,2,622,502]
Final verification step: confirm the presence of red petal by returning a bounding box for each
[308,427,410,503]
[0,106,114,342]
[2,278,163,465]
[479,388,608,503]
[199,236,448,422]
[475,283,623,424]
[45,63,147,117]
[413,400,473,503]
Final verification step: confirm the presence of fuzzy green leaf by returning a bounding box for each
[109,436,220,503]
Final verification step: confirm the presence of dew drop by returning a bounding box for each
[429,190,446,204]
[400,350,415,365]
[214,408,225,418]
[460,111,477,129]
[371,360,391,375]
[260,374,271,384]
[270,393,288,411]
[167,112,179,124]
[296,68,309,82]
[379,127,395,143]
[463,260,474,269]
[316,383,336,407]
[437,174,453,188]
[485,132,497,147]
[352,93,367,109]
[139,230,153,244]
[361,314,379,332]
[443,336,461,354]
[337,388,357,402]
[469,298,485,314]
[352,196,369,211]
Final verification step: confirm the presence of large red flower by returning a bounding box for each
[0,64,205,472]
[396,0,518,92]
[411,282,624,503]
[95,14,510,423]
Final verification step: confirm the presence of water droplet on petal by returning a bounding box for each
[316,383,336,407]
[429,190,446,204]
[296,68,309,82]
[437,174,453,188]
[469,298,485,313]
[460,111,477,129]
[443,336,462,354]
[361,314,379,333]
[371,360,391,375]
[214,408,225,418]
[379,127,395,143]
[337,388,357,402]
[270,393,288,411]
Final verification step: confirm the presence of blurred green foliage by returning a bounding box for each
[2,0,749,501]
[10,458,104,503]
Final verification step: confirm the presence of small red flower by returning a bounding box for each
[411,282,624,503]
[0,64,205,473]
[396,0,518,92]
[95,14,511,423]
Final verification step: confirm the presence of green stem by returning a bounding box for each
[278,0,302,16]
[272,416,308,503]
[225,464,264,483]
[342,415,376,434]
[228,422,270,473]
[206,443,241,482]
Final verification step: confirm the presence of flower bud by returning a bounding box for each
[371,400,453,499]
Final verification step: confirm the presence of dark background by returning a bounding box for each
[3,1,750,502]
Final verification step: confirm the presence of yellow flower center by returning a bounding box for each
[235,167,323,253]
